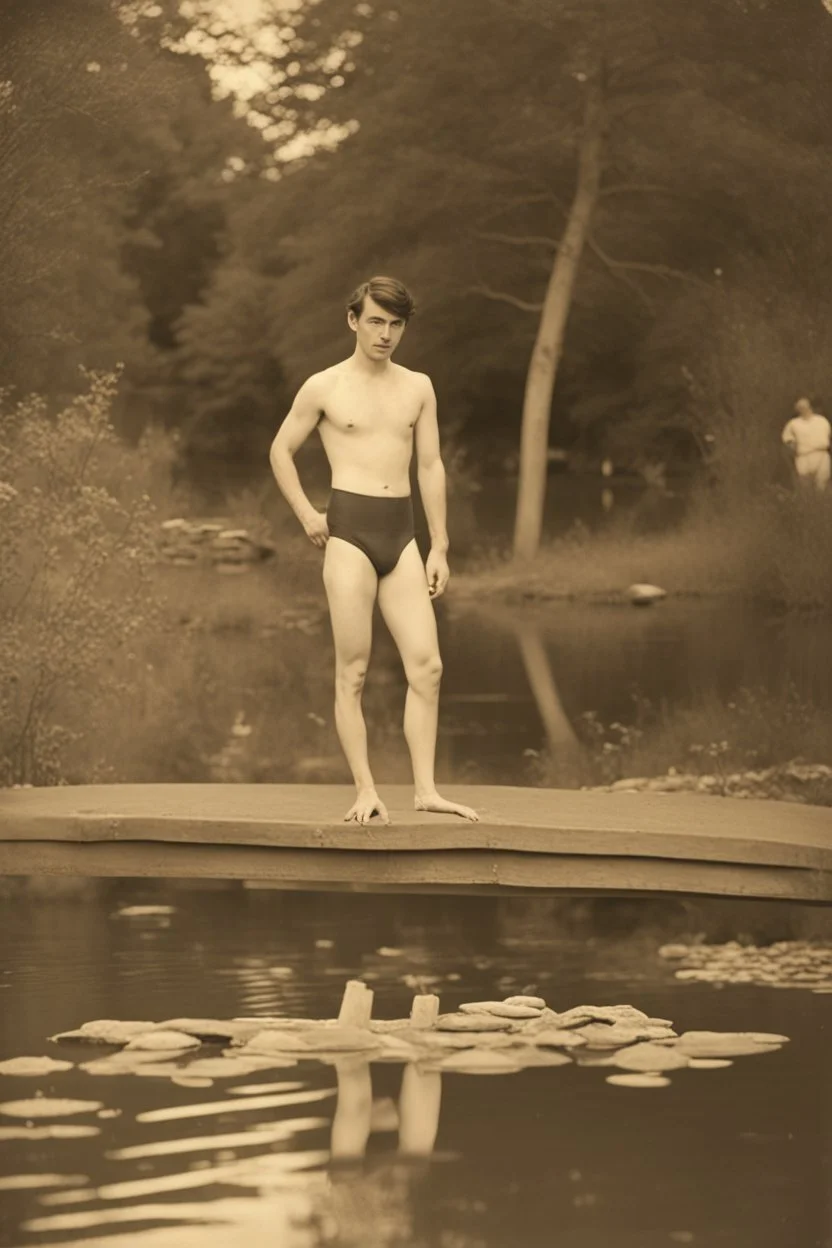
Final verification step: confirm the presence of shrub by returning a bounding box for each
[0,370,160,785]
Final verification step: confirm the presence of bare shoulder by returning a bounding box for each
[394,364,435,402]
[299,366,340,402]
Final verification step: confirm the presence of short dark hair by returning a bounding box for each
[346,275,416,322]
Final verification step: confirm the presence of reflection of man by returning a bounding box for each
[781,398,831,491]
[269,276,478,826]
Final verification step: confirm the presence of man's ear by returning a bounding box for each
[347,311,358,332]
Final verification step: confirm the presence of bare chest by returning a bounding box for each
[322,381,422,441]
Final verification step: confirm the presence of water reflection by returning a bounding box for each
[331,1060,441,1164]
[2,885,831,1248]
[511,619,584,785]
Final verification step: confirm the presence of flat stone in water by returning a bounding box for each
[504,996,546,1009]
[687,1059,733,1069]
[459,1001,542,1019]
[525,1007,578,1030]
[171,1076,214,1088]
[0,1098,104,1119]
[0,1057,74,1077]
[555,1005,650,1028]
[242,1026,379,1053]
[576,1023,642,1049]
[610,1043,690,1073]
[527,1028,587,1049]
[51,1020,156,1045]
[151,1019,255,1042]
[607,1074,671,1088]
[677,1032,785,1058]
[436,1013,513,1032]
[125,1030,201,1052]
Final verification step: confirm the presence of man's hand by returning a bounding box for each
[426,548,449,599]
[302,510,329,549]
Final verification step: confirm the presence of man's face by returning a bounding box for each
[349,295,406,360]
[796,400,812,419]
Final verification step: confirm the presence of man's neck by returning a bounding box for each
[349,347,392,377]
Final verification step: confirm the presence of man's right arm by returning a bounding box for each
[269,376,329,546]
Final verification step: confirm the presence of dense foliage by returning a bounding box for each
[3,0,831,487]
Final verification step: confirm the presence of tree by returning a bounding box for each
[0,0,266,453]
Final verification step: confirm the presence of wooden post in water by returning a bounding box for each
[338,979,374,1028]
[410,993,440,1029]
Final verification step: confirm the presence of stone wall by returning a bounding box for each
[158,519,276,572]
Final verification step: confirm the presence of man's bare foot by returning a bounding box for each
[414,792,479,822]
[344,789,390,827]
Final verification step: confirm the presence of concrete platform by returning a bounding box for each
[0,783,830,900]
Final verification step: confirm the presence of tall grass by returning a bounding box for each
[456,485,832,609]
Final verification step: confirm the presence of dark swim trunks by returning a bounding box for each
[327,488,415,577]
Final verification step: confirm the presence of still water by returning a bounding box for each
[1,885,830,1248]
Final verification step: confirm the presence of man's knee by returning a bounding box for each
[407,653,443,695]
[336,660,368,698]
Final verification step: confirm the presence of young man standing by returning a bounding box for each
[269,276,478,827]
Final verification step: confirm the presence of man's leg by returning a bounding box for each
[323,537,389,826]
[377,540,478,821]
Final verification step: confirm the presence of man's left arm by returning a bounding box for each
[414,376,450,599]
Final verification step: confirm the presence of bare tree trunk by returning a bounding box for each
[513,71,605,560]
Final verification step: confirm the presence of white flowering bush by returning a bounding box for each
[0,370,160,785]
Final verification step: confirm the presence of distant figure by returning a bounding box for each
[781,398,831,491]
[269,276,478,827]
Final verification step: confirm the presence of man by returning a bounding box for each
[269,275,478,827]
[781,397,831,491]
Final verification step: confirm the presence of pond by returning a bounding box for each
[149,583,830,797]
[1,883,830,1248]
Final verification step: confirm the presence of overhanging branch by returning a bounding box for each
[476,231,559,249]
[467,283,544,313]
[589,236,711,288]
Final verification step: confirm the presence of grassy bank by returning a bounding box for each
[454,489,832,610]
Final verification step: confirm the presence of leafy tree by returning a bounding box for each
[0,0,266,460]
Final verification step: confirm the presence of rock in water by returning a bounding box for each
[627,583,667,606]
[576,1023,642,1049]
[436,1014,513,1032]
[459,1001,541,1019]
[527,1028,588,1049]
[50,1020,156,1045]
[125,1031,201,1052]
[676,1031,784,1059]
